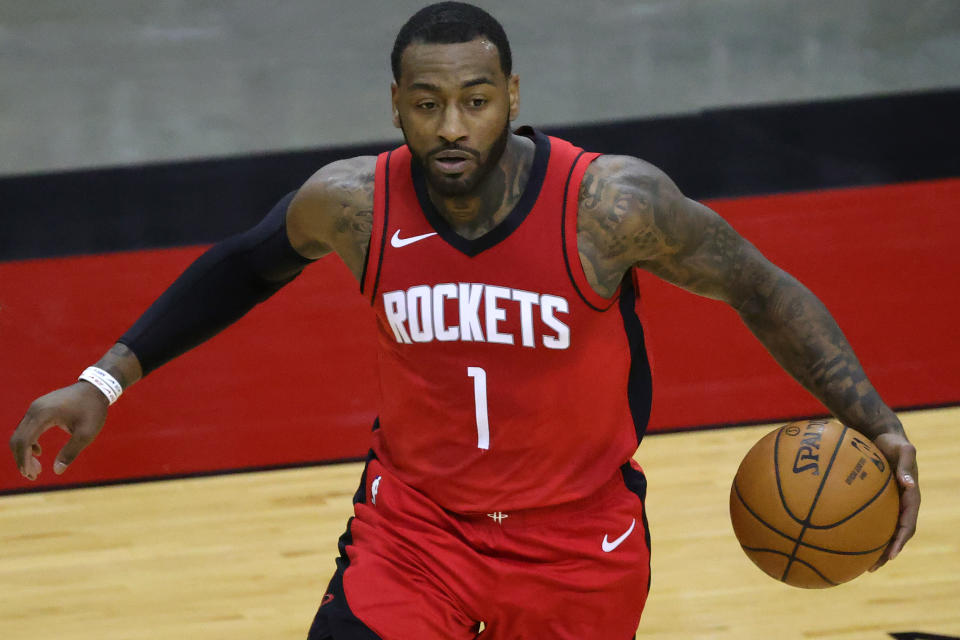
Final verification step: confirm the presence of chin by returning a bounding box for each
[427,171,480,197]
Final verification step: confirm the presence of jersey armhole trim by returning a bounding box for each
[361,150,392,303]
[561,151,620,312]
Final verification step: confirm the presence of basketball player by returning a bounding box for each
[10,3,920,638]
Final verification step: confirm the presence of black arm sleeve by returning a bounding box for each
[118,191,316,375]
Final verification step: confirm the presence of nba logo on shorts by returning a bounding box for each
[371,475,381,505]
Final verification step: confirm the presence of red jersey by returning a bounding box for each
[360,127,651,513]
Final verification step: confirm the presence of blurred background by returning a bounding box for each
[2,0,957,174]
[1,1,958,492]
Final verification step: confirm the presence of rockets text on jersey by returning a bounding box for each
[381,283,570,349]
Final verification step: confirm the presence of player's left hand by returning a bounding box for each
[869,431,919,571]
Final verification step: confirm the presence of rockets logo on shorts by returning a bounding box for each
[382,283,570,349]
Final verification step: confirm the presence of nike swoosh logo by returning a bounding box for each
[601,518,636,552]
[391,230,437,248]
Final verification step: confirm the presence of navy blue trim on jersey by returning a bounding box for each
[308,450,383,640]
[410,128,550,257]
[560,149,589,308]
[560,151,619,312]
[367,150,393,304]
[619,461,648,503]
[620,460,652,597]
[641,498,652,596]
[618,279,653,446]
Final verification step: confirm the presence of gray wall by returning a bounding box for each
[1,0,958,175]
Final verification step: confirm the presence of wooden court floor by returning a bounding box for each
[1,406,957,639]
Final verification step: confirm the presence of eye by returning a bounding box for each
[469,97,488,108]
[416,100,438,110]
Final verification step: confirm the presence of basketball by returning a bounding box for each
[729,419,899,588]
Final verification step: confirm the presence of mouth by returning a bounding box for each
[431,150,474,175]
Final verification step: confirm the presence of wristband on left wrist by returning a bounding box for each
[78,366,123,405]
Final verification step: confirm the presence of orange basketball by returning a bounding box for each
[729,419,899,588]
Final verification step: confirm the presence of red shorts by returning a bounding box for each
[309,454,651,639]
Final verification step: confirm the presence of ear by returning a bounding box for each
[508,74,520,121]
[391,82,401,129]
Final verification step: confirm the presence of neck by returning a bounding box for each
[428,133,535,239]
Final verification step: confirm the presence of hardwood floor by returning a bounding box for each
[1,407,955,639]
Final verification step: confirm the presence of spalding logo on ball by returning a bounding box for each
[729,419,899,588]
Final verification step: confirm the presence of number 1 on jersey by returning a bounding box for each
[467,366,490,450]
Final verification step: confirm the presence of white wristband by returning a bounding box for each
[78,366,123,406]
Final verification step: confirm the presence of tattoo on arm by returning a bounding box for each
[579,171,605,209]
[737,271,903,439]
[330,169,374,270]
[577,157,683,297]
[288,157,376,281]
[577,154,901,438]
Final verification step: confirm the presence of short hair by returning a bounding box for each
[391,2,512,82]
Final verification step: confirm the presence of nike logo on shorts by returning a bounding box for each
[601,518,636,552]
[391,230,437,248]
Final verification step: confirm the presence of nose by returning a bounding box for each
[437,104,468,144]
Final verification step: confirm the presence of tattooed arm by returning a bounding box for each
[577,154,919,566]
[286,156,376,278]
[10,157,376,481]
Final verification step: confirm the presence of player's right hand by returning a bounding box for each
[9,382,109,481]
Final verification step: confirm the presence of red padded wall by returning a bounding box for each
[1,179,957,491]
[639,179,959,430]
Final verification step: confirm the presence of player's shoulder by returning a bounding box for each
[298,155,378,206]
[583,154,674,193]
[578,153,686,224]
[286,155,377,262]
[575,153,692,291]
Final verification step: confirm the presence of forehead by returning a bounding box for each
[398,38,504,88]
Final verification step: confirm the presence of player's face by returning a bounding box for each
[392,38,520,197]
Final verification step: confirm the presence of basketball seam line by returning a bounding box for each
[773,428,805,525]
[813,464,895,529]
[733,481,889,556]
[738,545,838,586]
[749,469,894,530]
[773,425,893,529]
[780,424,848,583]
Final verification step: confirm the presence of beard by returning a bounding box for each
[403,119,511,197]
